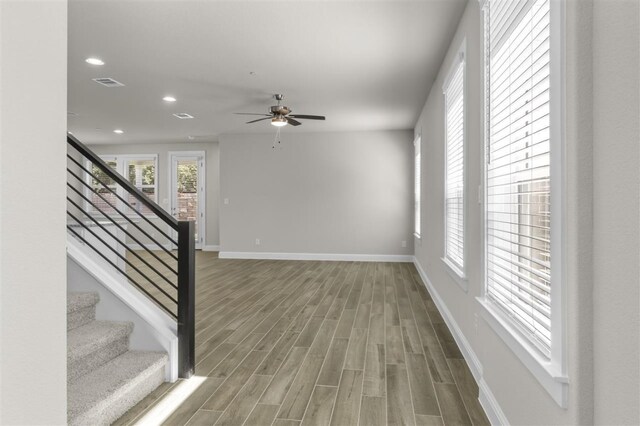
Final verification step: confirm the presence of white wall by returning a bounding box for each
[88,141,220,248]
[414,0,638,424]
[0,1,68,424]
[219,131,414,258]
[592,0,640,423]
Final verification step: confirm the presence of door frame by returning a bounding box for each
[168,151,206,249]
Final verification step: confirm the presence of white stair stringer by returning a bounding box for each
[67,234,178,382]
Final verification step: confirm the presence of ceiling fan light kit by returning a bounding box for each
[235,94,326,128]
[271,116,288,127]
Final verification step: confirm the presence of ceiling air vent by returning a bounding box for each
[173,113,194,119]
[92,77,125,87]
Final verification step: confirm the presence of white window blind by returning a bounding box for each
[485,0,552,354]
[444,56,465,271]
[414,136,421,237]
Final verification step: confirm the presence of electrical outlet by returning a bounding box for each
[255,238,261,246]
[401,240,407,248]
[224,198,229,205]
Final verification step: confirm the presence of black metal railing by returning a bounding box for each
[66,135,194,378]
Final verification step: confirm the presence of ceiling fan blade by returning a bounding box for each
[289,114,326,120]
[246,117,272,124]
[286,117,302,126]
[235,112,271,116]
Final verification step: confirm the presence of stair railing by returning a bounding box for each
[66,135,194,378]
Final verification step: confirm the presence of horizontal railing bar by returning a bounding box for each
[67,154,177,245]
[66,171,179,261]
[67,211,178,305]
[67,199,178,290]
[67,184,180,273]
[68,134,179,229]
[66,225,178,319]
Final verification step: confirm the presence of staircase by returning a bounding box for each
[67,292,168,426]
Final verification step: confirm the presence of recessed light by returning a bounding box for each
[113,129,124,134]
[188,136,195,140]
[85,57,105,66]
[163,96,177,102]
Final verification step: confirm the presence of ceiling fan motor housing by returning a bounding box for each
[270,105,291,115]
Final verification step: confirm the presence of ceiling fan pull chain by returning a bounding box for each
[273,127,282,149]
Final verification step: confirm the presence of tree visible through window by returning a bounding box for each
[126,158,157,216]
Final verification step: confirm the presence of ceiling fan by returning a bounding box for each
[235,94,325,127]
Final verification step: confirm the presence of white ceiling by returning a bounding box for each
[68,0,467,144]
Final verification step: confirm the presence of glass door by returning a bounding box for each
[169,152,205,249]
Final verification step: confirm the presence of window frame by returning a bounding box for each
[441,40,468,290]
[85,154,159,218]
[414,134,422,239]
[477,0,568,407]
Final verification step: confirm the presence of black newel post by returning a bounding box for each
[177,220,195,379]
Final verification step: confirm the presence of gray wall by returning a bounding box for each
[88,141,220,248]
[0,0,68,423]
[592,0,639,423]
[219,131,414,256]
[414,0,639,424]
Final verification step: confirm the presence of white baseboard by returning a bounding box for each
[202,245,220,252]
[412,258,483,380]
[479,378,510,426]
[218,251,414,262]
[412,257,508,426]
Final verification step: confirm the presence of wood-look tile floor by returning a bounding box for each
[115,252,489,426]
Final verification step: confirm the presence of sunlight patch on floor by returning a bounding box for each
[133,376,206,425]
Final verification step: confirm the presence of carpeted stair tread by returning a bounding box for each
[68,350,168,426]
[67,292,99,313]
[68,320,133,363]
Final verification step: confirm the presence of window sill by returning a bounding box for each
[477,297,568,408]
[441,257,468,292]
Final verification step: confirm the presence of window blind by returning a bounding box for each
[414,137,421,237]
[485,0,552,354]
[444,58,465,270]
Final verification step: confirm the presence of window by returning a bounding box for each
[443,44,466,277]
[125,158,157,216]
[414,135,421,238]
[480,0,567,406]
[87,155,158,217]
[89,157,118,214]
